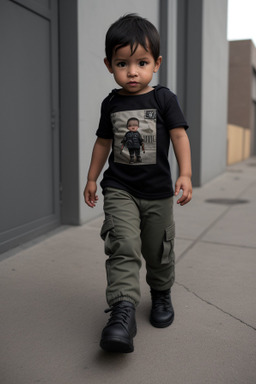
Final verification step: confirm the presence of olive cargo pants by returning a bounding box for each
[100,188,175,306]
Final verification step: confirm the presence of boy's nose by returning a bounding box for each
[127,65,138,77]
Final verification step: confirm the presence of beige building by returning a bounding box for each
[228,40,256,164]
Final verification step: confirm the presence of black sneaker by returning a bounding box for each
[100,301,137,353]
[150,289,174,328]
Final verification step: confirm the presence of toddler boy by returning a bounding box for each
[84,13,192,353]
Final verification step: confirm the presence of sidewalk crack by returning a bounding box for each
[175,281,256,332]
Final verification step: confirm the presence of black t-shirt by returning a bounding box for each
[96,85,188,200]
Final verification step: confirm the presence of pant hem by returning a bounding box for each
[108,296,137,307]
[148,282,174,292]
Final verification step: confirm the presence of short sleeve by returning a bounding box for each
[159,88,188,130]
[96,97,114,139]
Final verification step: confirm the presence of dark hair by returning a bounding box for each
[105,14,160,64]
[127,117,139,127]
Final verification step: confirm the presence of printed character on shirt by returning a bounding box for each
[120,117,145,164]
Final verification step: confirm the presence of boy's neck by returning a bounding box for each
[118,85,154,96]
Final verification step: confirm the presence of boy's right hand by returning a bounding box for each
[84,181,98,208]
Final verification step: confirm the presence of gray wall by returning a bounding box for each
[0,0,60,253]
[159,0,179,184]
[177,0,228,187]
[59,0,79,225]
[201,0,228,184]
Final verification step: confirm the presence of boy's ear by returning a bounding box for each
[104,58,113,73]
[153,56,162,73]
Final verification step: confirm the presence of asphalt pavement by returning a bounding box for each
[1,157,256,384]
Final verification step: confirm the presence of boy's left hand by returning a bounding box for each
[174,176,192,206]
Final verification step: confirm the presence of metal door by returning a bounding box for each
[0,0,60,253]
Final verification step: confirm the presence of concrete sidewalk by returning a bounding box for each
[1,158,256,384]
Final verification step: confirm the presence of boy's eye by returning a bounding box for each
[117,62,126,67]
[139,61,147,66]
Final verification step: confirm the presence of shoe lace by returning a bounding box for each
[151,292,171,311]
[104,303,132,326]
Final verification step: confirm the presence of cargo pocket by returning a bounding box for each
[161,222,175,265]
[100,215,115,256]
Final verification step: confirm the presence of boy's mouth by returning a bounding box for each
[127,81,139,86]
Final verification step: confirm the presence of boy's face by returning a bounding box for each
[104,43,162,95]
[127,120,139,132]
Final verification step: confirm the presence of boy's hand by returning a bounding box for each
[174,176,192,206]
[84,181,98,208]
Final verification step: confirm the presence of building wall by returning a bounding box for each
[228,41,252,129]
[200,0,228,184]
[177,0,228,187]
[0,0,60,253]
[227,124,251,164]
[228,40,256,164]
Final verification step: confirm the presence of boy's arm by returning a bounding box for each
[170,128,192,206]
[84,137,112,208]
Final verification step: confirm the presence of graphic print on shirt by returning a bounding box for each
[111,109,157,165]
